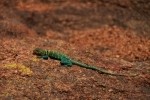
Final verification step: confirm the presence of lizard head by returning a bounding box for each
[33,48,44,56]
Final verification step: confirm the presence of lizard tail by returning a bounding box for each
[71,60,123,76]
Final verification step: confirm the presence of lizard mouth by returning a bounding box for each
[33,50,38,55]
[33,48,42,56]
[33,51,37,55]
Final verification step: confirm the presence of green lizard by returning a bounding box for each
[33,48,134,76]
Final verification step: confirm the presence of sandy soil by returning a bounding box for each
[0,0,150,100]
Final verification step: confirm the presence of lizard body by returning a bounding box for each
[33,48,132,76]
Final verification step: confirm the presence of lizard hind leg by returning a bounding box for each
[60,57,72,67]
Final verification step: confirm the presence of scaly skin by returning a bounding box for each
[33,48,133,76]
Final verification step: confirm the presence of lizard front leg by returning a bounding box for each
[41,55,49,60]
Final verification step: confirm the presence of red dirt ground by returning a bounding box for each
[0,0,150,100]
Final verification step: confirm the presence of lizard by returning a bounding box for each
[33,48,136,77]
